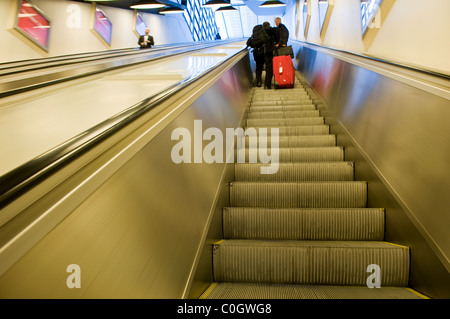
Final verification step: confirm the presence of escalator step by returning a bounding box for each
[212,240,409,286]
[244,125,329,136]
[247,117,324,126]
[249,100,313,106]
[247,110,320,119]
[230,181,367,208]
[252,95,310,101]
[234,162,354,181]
[249,104,316,112]
[235,147,344,163]
[236,135,336,148]
[222,207,384,240]
[199,283,426,299]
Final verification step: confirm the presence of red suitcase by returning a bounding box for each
[273,55,295,88]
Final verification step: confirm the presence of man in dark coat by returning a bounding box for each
[246,28,265,87]
[262,22,280,89]
[275,17,289,48]
[139,28,154,49]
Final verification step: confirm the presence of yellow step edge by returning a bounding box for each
[384,241,410,250]
[198,282,218,299]
[213,239,226,245]
[406,288,430,299]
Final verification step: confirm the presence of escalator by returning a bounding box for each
[0,42,444,298]
[200,73,428,299]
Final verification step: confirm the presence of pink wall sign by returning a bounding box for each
[94,8,112,45]
[15,0,51,51]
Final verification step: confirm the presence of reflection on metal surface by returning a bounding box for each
[293,41,450,298]
[0,43,247,215]
[0,40,238,98]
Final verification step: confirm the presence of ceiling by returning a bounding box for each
[236,0,296,16]
[69,0,296,16]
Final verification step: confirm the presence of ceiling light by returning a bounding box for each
[202,0,232,10]
[259,1,286,8]
[159,6,184,14]
[215,6,237,12]
[130,0,166,9]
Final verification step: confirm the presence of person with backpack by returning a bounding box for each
[246,24,267,87]
[262,22,280,89]
[247,22,279,89]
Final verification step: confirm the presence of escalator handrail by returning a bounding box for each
[0,40,226,70]
[0,42,216,75]
[293,40,450,81]
[0,46,249,210]
[0,40,238,98]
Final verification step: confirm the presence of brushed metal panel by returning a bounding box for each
[293,42,450,298]
[0,54,252,298]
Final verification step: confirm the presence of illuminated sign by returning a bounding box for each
[135,13,147,36]
[94,8,112,45]
[15,0,51,51]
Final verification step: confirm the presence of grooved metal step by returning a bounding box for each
[230,181,367,208]
[252,95,309,101]
[247,110,321,119]
[234,147,345,163]
[237,135,336,148]
[249,100,313,106]
[212,240,410,286]
[223,207,384,240]
[199,283,426,299]
[235,162,354,181]
[252,90,307,96]
[245,125,329,136]
[253,88,306,92]
[247,117,325,126]
[249,105,316,112]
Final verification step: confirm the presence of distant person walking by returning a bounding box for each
[139,28,154,49]
[215,28,221,40]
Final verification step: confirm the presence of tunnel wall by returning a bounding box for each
[0,0,192,62]
[282,0,450,75]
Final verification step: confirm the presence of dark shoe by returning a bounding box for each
[256,81,262,87]
[264,85,271,90]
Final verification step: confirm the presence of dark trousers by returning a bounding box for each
[264,52,274,88]
[253,50,265,84]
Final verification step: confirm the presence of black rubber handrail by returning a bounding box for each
[0,40,222,70]
[294,40,450,81]
[0,46,248,210]
[0,40,238,98]
[0,47,134,70]
[0,42,210,76]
